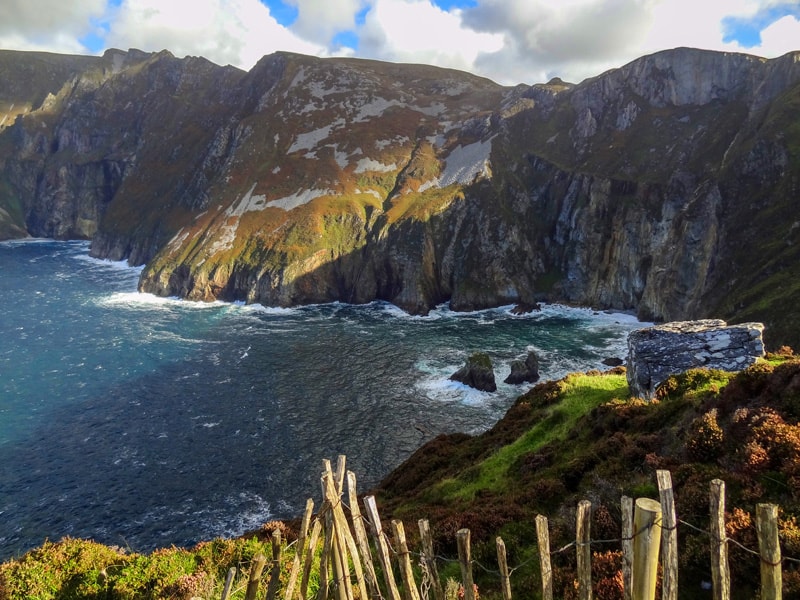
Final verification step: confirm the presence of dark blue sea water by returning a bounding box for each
[0,239,644,560]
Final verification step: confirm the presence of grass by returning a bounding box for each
[431,372,629,502]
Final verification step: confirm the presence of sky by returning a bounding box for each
[0,0,798,85]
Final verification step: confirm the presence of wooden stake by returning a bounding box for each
[300,519,323,600]
[535,515,553,600]
[221,567,236,600]
[709,480,730,600]
[392,520,422,600]
[364,495,402,600]
[456,529,476,600]
[656,470,678,600]
[756,503,782,600]
[621,496,633,600]
[633,498,662,600]
[322,470,366,600]
[245,554,267,600]
[285,499,315,600]
[418,519,443,600]
[496,537,512,600]
[348,472,382,600]
[576,500,592,600]
[267,529,283,600]
[335,455,347,494]
[321,471,353,600]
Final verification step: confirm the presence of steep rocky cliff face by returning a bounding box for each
[2,47,799,346]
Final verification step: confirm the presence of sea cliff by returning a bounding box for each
[2,47,799,346]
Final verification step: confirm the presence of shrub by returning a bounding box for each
[686,409,724,462]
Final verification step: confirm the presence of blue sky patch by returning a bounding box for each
[722,3,800,48]
[333,30,359,50]
[260,0,299,26]
[431,0,478,9]
[79,16,110,53]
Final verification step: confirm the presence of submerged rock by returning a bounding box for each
[450,352,497,392]
[626,319,765,399]
[504,351,540,384]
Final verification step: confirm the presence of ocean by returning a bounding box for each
[0,239,644,560]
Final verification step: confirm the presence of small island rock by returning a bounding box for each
[450,352,497,392]
[504,351,541,384]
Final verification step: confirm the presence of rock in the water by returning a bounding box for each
[626,319,765,399]
[450,352,497,392]
[602,357,624,367]
[504,351,540,384]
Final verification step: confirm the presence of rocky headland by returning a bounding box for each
[2,47,800,347]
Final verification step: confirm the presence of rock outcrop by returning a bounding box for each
[504,351,540,385]
[450,353,497,392]
[2,47,800,346]
[626,319,765,399]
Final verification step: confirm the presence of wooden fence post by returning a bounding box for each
[364,495,403,600]
[300,519,323,600]
[456,529,476,600]
[392,520,421,600]
[496,536,512,600]
[535,515,553,600]
[321,471,354,600]
[621,496,633,600]
[576,500,592,600]
[285,499,314,600]
[709,480,730,600]
[267,529,283,600]
[656,470,678,600]
[633,498,662,600]
[756,503,782,600]
[349,472,382,600]
[221,567,236,600]
[418,519,444,600]
[245,554,267,600]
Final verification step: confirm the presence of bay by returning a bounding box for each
[0,239,644,560]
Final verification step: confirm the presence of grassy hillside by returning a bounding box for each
[4,354,800,599]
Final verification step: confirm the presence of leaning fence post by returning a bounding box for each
[349,472,382,600]
[392,520,421,600]
[576,500,592,600]
[656,470,678,600]
[621,496,634,600]
[300,519,323,600]
[285,499,314,600]
[245,554,267,600]
[535,515,553,600]
[496,536,512,600]
[221,567,236,600]
[456,529,476,600]
[756,503,782,600]
[419,519,444,600]
[709,480,730,600]
[364,495,403,600]
[633,498,662,600]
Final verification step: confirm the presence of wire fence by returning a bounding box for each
[224,457,797,600]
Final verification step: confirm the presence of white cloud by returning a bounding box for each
[459,0,800,85]
[734,14,800,57]
[104,0,325,69]
[288,0,367,43]
[358,0,504,75]
[0,0,105,54]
